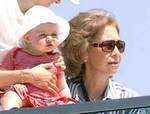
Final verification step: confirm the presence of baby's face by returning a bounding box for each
[24,22,59,55]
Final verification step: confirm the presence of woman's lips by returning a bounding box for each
[108,62,119,67]
[108,62,118,64]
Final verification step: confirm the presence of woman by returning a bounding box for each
[60,9,138,103]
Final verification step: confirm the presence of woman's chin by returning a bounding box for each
[109,69,118,75]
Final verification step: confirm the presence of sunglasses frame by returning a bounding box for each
[91,40,125,53]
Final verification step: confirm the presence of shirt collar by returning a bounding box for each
[76,78,120,102]
[103,78,120,100]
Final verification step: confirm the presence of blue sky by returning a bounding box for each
[50,0,150,96]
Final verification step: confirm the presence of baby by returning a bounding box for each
[0,6,76,110]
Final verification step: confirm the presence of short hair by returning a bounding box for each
[60,9,119,82]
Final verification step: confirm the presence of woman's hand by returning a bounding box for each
[23,63,59,96]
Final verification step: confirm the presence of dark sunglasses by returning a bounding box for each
[91,40,125,53]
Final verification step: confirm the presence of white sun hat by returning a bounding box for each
[69,0,80,5]
[17,5,70,48]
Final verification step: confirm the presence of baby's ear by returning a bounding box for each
[23,34,29,41]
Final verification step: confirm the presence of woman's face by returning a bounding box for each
[86,25,123,75]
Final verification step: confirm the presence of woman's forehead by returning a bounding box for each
[95,25,119,42]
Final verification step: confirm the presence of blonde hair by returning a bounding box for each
[60,9,119,82]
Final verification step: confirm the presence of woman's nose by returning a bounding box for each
[112,46,120,55]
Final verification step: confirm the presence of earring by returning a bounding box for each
[84,59,87,63]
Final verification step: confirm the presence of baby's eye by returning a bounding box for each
[39,34,47,38]
[51,33,58,38]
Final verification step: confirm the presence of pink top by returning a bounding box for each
[1,47,63,99]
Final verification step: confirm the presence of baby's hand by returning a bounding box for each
[52,53,66,71]
[14,84,28,95]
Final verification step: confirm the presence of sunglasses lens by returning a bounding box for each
[102,41,115,52]
[117,40,125,53]
[92,40,125,53]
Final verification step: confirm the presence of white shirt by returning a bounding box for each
[67,78,139,102]
[0,0,24,62]
[67,78,143,114]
